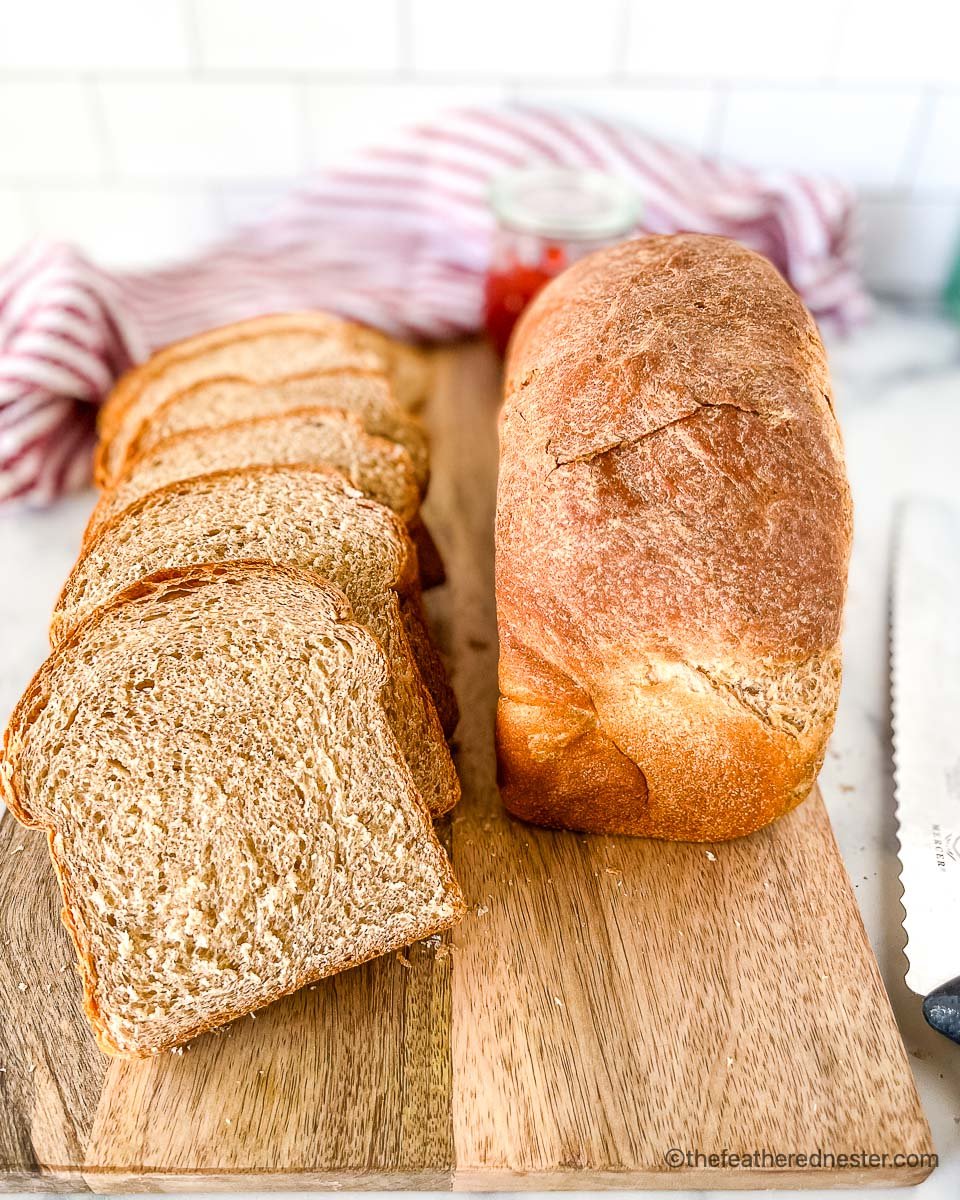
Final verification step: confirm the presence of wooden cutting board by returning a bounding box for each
[0,341,934,1191]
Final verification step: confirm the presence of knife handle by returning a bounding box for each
[923,977,960,1044]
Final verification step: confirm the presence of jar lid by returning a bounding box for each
[490,168,640,240]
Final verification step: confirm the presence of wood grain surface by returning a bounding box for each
[0,341,934,1191]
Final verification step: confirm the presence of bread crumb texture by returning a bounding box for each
[2,563,463,1056]
[54,466,458,817]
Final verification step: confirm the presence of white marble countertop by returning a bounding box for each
[0,303,958,1198]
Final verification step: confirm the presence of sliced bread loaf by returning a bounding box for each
[125,373,431,493]
[0,562,464,1057]
[54,467,459,816]
[86,409,421,542]
[96,314,431,488]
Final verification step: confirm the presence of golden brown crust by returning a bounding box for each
[495,234,852,842]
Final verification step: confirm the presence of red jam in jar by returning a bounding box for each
[484,168,640,357]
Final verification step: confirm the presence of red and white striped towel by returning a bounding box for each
[0,104,868,507]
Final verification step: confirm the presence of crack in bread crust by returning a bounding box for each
[544,397,768,475]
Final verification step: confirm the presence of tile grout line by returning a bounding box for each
[395,0,415,80]
[180,0,205,77]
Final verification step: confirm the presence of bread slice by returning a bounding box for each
[86,409,421,542]
[125,372,431,493]
[1,562,464,1058]
[96,313,432,488]
[54,467,459,816]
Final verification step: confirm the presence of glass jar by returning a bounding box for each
[484,168,640,356]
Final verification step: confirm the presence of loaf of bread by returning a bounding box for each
[1,563,464,1057]
[495,234,852,841]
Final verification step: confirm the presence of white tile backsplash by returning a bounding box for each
[0,0,958,297]
[0,82,104,180]
[26,186,222,268]
[0,0,193,72]
[505,86,718,152]
[304,83,505,167]
[719,88,925,189]
[624,0,838,82]
[194,0,399,73]
[97,81,304,181]
[409,0,624,80]
[832,0,960,85]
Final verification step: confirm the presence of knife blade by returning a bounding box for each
[892,496,960,1045]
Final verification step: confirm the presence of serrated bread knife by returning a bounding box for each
[892,497,960,1044]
